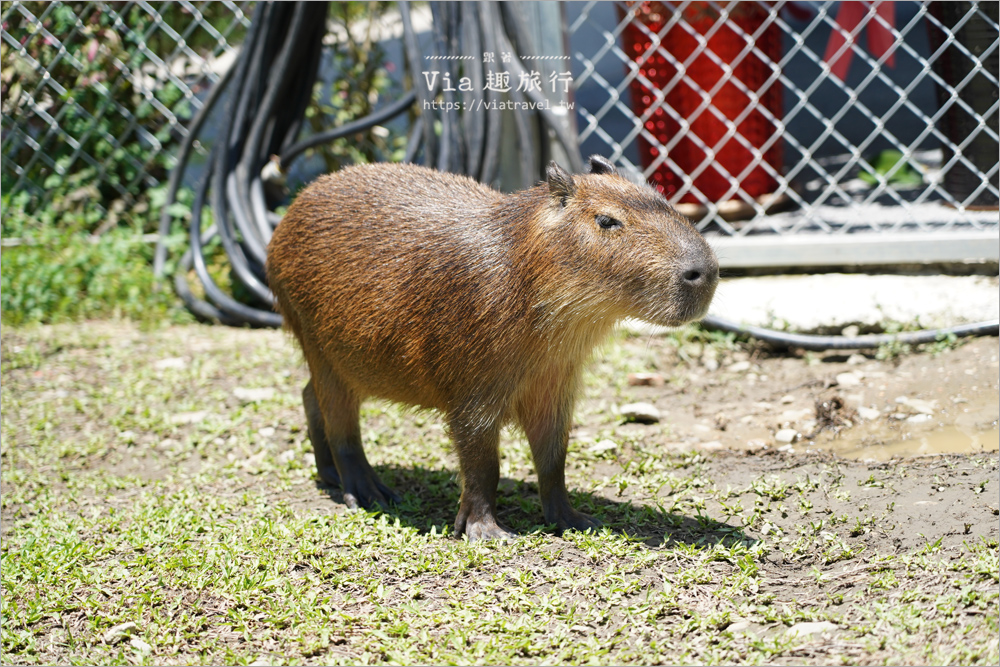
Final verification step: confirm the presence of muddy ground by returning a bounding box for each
[1,322,998,665]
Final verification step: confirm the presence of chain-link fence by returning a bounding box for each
[3,1,998,266]
[1,1,251,233]
[568,1,999,266]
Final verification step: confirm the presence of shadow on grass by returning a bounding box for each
[313,463,753,549]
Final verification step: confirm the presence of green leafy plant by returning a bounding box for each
[859,149,924,188]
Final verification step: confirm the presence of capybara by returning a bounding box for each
[266,156,718,541]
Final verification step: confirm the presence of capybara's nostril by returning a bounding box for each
[683,268,702,284]
[680,256,719,288]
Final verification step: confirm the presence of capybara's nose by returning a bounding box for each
[680,258,719,288]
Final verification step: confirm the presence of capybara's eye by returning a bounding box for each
[595,214,622,229]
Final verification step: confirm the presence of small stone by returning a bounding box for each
[895,396,936,415]
[784,621,839,639]
[727,360,751,373]
[727,620,753,634]
[619,402,660,424]
[130,638,152,653]
[857,406,880,421]
[779,394,795,404]
[234,387,276,403]
[907,413,932,424]
[775,428,798,444]
[777,443,795,453]
[744,439,769,452]
[258,426,276,438]
[700,440,724,452]
[154,357,186,370]
[170,411,209,425]
[104,622,137,644]
[702,357,719,372]
[835,371,862,387]
[588,440,618,453]
[841,325,860,338]
[846,353,867,365]
[627,372,664,387]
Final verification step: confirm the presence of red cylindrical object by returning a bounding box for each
[621,2,783,204]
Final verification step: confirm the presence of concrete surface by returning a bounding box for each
[627,273,999,334]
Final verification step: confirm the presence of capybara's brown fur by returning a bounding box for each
[266,156,718,540]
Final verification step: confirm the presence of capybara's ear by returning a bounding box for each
[588,155,619,176]
[547,161,576,206]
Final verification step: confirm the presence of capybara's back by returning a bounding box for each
[267,157,718,541]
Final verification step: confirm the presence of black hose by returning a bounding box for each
[152,64,234,278]
[701,315,999,351]
[279,90,418,166]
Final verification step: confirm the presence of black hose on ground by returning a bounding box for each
[701,315,999,351]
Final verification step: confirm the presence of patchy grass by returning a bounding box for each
[2,323,997,665]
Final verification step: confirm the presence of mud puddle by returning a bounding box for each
[810,384,1000,461]
[826,423,999,461]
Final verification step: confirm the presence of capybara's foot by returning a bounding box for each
[455,507,516,542]
[542,498,602,534]
[340,470,401,511]
[464,517,517,542]
[552,508,601,534]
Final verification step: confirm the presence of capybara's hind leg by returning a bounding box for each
[310,366,401,510]
[303,379,341,487]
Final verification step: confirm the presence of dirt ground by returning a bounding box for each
[599,326,1000,460]
[2,322,998,665]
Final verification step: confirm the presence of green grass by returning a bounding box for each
[0,223,193,327]
[1,323,998,665]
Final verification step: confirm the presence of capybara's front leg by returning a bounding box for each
[450,415,516,542]
[519,377,601,533]
[309,366,401,511]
